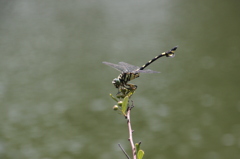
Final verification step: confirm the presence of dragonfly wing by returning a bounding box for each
[136,69,160,73]
[118,62,140,73]
[102,61,126,72]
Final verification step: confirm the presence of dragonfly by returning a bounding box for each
[103,46,178,95]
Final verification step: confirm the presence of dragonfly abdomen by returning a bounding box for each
[139,46,178,70]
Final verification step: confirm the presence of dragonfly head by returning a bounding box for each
[112,78,121,88]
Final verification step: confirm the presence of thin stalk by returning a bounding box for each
[118,143,130,159]
[126,107,136,159]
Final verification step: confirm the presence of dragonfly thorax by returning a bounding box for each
[112,72,140,88]
[120,72,140,82]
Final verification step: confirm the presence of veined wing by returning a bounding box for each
[136,69,160,73]
[103,61,160,73]
[118,62,140,73]
[102,61,126,72]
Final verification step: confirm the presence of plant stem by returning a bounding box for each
[126,107,136,159]
[118,144,130,159]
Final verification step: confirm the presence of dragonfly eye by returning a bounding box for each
[112,78,121,88]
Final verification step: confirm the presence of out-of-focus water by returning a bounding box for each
[0,1,239,159]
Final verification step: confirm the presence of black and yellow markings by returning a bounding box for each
[139,46,177,70]
[103,46,178,93]
[119,73,140,85]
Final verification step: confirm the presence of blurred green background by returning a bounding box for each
[0,0,239,159]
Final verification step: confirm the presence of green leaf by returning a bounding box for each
[135,142,140,153]
[109,93,118,102]
[121,96,129,115]
[137,150,144,159]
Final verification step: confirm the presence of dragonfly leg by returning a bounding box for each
[116,83,137,99]
[126,83,137,91]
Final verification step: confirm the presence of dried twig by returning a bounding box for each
[118,143,131,159]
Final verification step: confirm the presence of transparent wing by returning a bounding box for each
[118,62,140,73]
[102,61,126,72]
[136,69,160,73]
[103,61,160,73]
